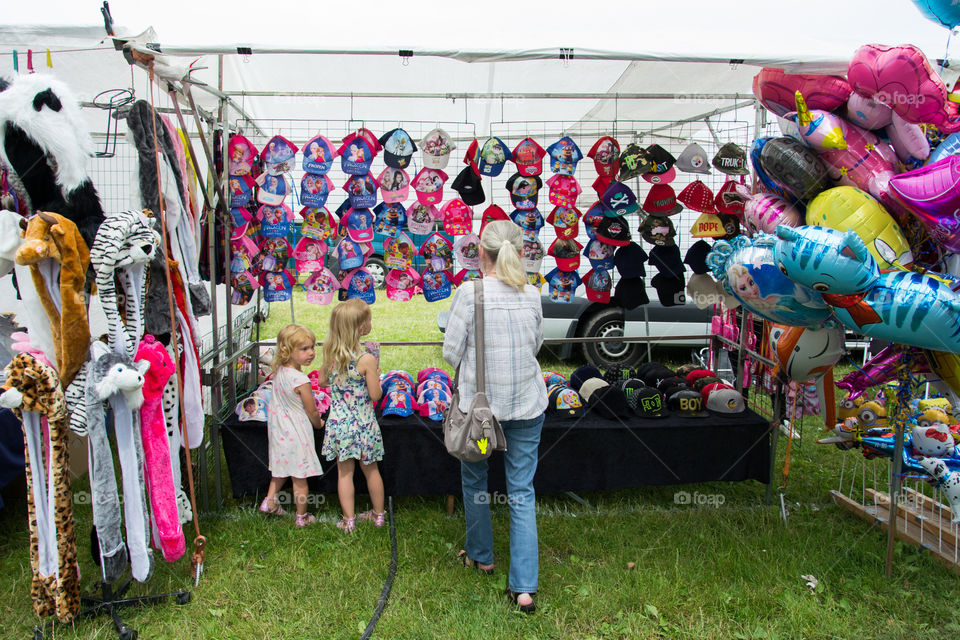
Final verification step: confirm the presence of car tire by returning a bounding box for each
[579,307,644,370]
[366,257,387,289]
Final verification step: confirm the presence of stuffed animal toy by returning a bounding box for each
[83,340,153,583]
[135,334,184,562]
[0,74,104,250]
[917,456,960,523]
[14,211,90,388]
[1,352,80,622]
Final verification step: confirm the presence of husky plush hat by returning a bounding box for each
[0,73,105,250]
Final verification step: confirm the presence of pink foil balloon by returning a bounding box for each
[834,346,931,399]
[886,111,931,164]
[889,155,960,252]
[753,68,852,118]
[744,194,804,235]
[847,44,960,133]
[846,93,893,130]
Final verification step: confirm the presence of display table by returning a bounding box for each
[221,408,771,498]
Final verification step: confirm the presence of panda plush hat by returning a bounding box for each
[0,73,105,250]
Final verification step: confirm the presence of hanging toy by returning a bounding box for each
[916,457,960,522]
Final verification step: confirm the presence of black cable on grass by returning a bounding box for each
[360,496,397,640]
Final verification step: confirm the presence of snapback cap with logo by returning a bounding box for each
[601,182,639,216]
[629,386,667,418]
[675,142,711,175]
[642,144,677,184]
[617,143,654,181]
[712,142,750,175]
[642,184,684,216]
[596,216,632,247]
[669,389,710,417]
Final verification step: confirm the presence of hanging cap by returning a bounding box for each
[675,142,711,174]
[378,128,418,169]
[301,134,339,174]
[420,128,456,169]
[512,137,546,176]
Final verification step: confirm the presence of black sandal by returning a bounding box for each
[457,550,494,575]
[506,589,536,614]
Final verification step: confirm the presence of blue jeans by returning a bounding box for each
[460,413,544,594]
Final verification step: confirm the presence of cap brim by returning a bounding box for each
[645,204,684,217]
[642,167,677,184]
[516,163,543,176]
[422,155,451,170]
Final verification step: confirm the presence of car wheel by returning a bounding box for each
[366,257,387,289]
[579,307,644,370]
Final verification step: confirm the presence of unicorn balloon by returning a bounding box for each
[774,225,960,354]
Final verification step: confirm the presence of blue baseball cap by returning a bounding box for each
[302,134,338,174]
[342,268,376,304]
[381,390,417,417]
[466,137,512,177]
[337,129,381,175]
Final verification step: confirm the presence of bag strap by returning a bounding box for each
[474,278,486,393]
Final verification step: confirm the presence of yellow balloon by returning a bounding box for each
[924,349,960,399]
[805,186,913,269]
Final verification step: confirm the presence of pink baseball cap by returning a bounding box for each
[302,268,340,305]
[385,267,421,302]
[441,199,474,236]
[412,168,449,205]
[377,167,411,204]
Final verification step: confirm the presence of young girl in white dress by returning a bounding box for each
[260,324,326,527]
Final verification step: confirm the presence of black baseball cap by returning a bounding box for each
[658,376,688,395]
[587,384,629,420]
[621,377,646,396]
[683,240,712,275]
[451,165,486,206]
[596,216,632,247]
[547,383,585,418]
[668,389,710,417]
[570,365,603,393]
[648,244,684,279]
[637,362,675,388]
[650,273,686,307]
[629,386,667,418]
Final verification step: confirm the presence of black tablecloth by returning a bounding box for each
[221,408,771,498]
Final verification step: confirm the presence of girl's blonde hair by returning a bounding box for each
[321,299,371,377]
[273,323,317,372]
[480,220,526,289]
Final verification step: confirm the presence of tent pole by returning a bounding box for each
[222,90,751,101]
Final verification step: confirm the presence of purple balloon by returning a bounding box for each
[835,346,931,399]
[889,155,960,252]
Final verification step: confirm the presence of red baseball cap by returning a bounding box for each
[548,237,583,271]
[512,137,546,176]
[642,184,684,216]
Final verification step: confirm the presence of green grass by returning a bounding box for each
[4,298,960,638]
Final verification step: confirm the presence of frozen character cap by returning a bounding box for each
[617,143,654,181]
[584,268,613,303]
[677,180,717,214]
[342,173,379,209]
[451,166,485,206]
[411,167,449,205]
[300,172,334,208]
[588,136,621,178]
[546,174,582,208]
[522,239,545,273]
[381,389,418,418]
[441,198,474,236]
[407,202,438,234]
[377,167,411,204]
[229,174,255,208]
[454,232,482,270]
[600,181,639,216]
[642,183,684,216]
[596,216,632,247]
[385,267,421,302]
[548,237,584,271]
[379,128,418,169]
[675,142,711,174]
[343,207,375,243]
[262,135,299,175]
[420,128,456,169]
[479,204,510,236]
[642,144,677,184]
[301,134,339,174]
[337,128,382,175]
[546,206,582,240]
[336,237,373,271]
[584,237,616,270]
[256,172,289,206]
[228,134,257,176]
[302,268,340,305]
[341,267,377,305]
[373,202,408,238]
[506,172,543,210]
[512,137,547,176]
[546,136,583,176]
[465,137,512,176]
[261,268,294,302]
[383,232,415,269]
[545,267,582,303]
[258,203,294,238]
[421,267,453,302]
[712,142,750,175]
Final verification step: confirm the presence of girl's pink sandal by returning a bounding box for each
[358,510,386,527]
[259,496,285,516]
[336,516,356,533]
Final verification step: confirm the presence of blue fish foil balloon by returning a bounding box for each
[774,225,960,354]
[706,234,831,327]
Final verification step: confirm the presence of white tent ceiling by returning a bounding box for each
[1,0,956,136]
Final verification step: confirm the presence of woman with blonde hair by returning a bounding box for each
[443,220,548,613]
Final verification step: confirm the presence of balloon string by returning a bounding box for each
[942,30,953,76]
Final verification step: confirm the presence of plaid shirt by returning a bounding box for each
[443,278,548,421]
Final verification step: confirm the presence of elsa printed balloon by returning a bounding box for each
[706,234,831,327]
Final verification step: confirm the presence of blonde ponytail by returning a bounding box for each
[480,220,526,289]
